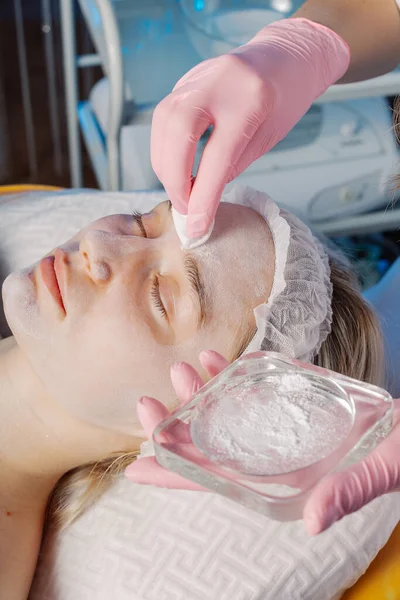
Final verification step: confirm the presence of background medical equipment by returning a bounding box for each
[200,98,400,222]
[4,0,400,235]
[179,0,294,59]
[58,0,400,234]
[88,76,400,222]
[0,70,9,182]
[154,352,393,522]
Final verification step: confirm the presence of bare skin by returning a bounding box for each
[294,0,400,82]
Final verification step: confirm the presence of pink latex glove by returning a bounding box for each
[303,398,400,535]
[151,18,350,238]
[126,351,400,536]
[125,350,230,491]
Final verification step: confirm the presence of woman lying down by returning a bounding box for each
[0,186,384,599]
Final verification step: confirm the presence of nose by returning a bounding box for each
[79,229,148,283]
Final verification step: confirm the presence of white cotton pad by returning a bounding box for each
[172,207,214,250]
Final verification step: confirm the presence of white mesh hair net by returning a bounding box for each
[223,186,333,363]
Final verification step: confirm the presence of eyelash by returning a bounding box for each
[132,211,147,237]
[132,211,167,320]
[151,275,167,319]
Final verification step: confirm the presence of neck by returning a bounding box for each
[0,337,138,514]
[0,339,54,600]
[0,337,72,514]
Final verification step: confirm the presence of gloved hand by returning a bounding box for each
[126,349,400,536]
[151,18,350,239]
[125,350,229,490]
[306,257,400,534]
[304,398,400,534]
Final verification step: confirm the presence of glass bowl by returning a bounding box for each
[153,352,393,521]
[179,0,303,60]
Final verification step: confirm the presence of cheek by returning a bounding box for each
[2,269,43,340]
[27,297,178,434]
[199,326,238,364]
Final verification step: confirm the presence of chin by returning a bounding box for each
[2,269,43,340]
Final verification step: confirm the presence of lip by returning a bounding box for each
[40,249,67,314]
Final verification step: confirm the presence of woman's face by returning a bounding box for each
[2,201,274,435]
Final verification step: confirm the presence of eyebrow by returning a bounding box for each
[183,254,209,327]
[165,200,208,326]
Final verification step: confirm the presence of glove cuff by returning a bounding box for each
[245,17,350,95]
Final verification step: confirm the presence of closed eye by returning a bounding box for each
[132,211,147,237]
[151,275,167,319]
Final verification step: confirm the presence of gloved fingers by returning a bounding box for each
[150,97,169,192]
[137,354,228,444]
[199,350,229,378]
[170,352,230,406]
[225,119,281,180]
[151,92,211,214]
[303,421,400,536]
[136,396,191,443]
[170,361,204,406]
[137,396,169,439]
[125,456,207,491]
[186,120,259,238]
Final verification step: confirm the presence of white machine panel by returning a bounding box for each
[195,98,399,221]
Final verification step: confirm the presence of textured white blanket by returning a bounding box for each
[30,478,400,600]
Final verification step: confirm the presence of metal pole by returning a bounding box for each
[94,0,123,191]
[0,59,10,181]
[317,208,400,236]
[60,0,82,187]
[13,0,38,179]
[42,0,63,176]
[77,54,102,68]
[81,26,94,100]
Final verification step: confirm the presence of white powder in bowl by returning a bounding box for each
[190,372,353,476]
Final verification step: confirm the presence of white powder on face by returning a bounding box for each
[2,268,43,339]
[190,372,353,476]
[189,203,271,307]
[91,261,110,281]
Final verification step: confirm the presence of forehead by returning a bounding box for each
[84,213,136,233]
[194,202,272,272]
[84,201,272,280]
[192,202,274,312]
[211,202,270,252]
[82,201,273,303]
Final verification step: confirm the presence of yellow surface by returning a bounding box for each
[0,184,63,195]
[342,522,400,600]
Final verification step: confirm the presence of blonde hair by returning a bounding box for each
[315,249,384,386]
[45,247,384,532]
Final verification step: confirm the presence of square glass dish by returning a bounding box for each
[153,352,393,521]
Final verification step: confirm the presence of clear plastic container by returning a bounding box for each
[179,1,304,60]
[153,352,393,521]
